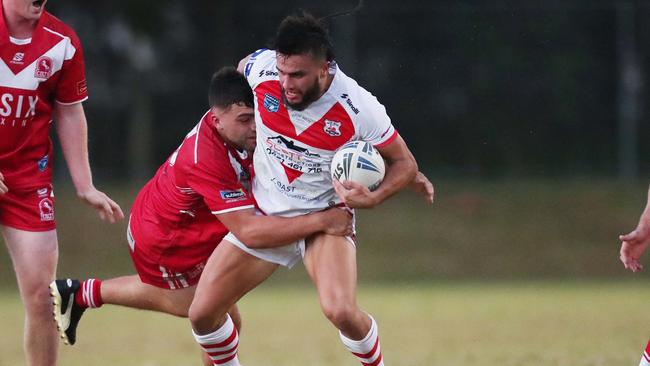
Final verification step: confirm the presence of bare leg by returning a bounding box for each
[189,240,278,334]
[303,233,371,340]
[74,275,241,366]
[100,275,196,317]
[3,225,59,366]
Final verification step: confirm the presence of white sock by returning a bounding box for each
[193,315,241,366]
[339,314,384,366]
[640,339,650,366]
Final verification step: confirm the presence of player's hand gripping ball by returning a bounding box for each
[331,141,385,191]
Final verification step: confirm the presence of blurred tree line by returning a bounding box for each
[46,0,649,181]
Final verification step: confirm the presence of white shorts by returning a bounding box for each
[225,208,357,268]
[224,232,306,268]
[224,231,357,269]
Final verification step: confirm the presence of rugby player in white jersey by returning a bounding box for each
[0,1,123,364]
[49,67,354,366]
[188,13,433,366]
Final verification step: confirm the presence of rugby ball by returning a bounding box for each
[331,141,385,191]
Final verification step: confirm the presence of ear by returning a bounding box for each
[210,107,221,127]
[319,61,330,79]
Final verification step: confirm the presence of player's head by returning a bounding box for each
[208,67,256,152]
[272,12,334,111]
[3,0,47,22]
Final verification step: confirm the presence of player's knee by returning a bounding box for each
[321,300,358,329]
[189,301,226,334]
[21,285,53,317]
[188,302,209,330]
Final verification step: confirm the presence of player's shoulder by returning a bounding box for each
[40,11,81,45]
[331,67,388,122]
[193,111,230,165]
[244,49,277,83]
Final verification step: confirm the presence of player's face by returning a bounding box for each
[212,103,256,152]
[276,53,329,111]
[4,0,47,21]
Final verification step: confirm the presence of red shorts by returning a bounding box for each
[0,184,56,231]
[127,219,207,290]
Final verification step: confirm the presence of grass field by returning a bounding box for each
[1,179,649,364]
[1,281,650,366]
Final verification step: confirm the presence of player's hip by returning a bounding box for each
[0,183,56,231]
[127,217,222,290]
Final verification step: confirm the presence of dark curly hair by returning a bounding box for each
[271,12,335,62]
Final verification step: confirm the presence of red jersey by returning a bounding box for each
[129,111,255,268]
[0,8,88,189]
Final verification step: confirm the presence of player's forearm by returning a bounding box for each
[371,155,418,206]
[236,214,325,248]
[54,103,95,195]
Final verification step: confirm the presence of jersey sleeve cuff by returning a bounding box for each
[211,204,255,215]
[374,129,399,148]
[55,96,88,105]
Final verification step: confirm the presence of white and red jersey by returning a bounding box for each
[0,8,88,189]
[243,49,398,216]
[129,111,255,268]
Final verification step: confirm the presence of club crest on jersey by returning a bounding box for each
[34,56,53,79]
[323,119,342,137]
[264,93,280,113]
[39,198,54,222]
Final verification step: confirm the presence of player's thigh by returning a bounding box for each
[1,225,58,297]
[193,240,278,315]
[303,233,358,303]
[156,284,244,319]
[149,280,197,316]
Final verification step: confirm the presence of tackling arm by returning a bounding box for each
[54,102,124,222]
[217,207,352,248]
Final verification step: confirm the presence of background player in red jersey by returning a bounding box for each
[0,1,123,365]
[50,67,353,366]
[188,14,433,366]
[620,184,650,272]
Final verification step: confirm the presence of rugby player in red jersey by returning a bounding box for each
[0,1,123,364]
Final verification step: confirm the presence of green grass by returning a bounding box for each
[1,282,649,366]
[1,179,649,364]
